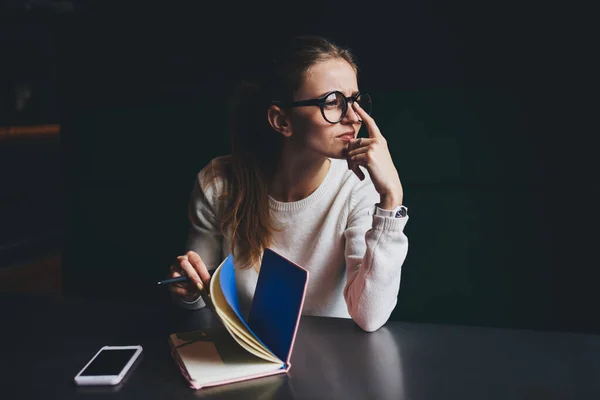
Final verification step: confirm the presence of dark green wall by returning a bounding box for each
[375,89,553,330]
[63,100,230,305]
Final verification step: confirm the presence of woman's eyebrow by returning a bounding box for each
[316,89,361,97]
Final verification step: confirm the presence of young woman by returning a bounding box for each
[167,36,409,332]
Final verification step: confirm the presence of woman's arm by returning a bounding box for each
[343,178,409,332]
[175,163,225,310]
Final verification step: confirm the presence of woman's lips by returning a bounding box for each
[337,133,355,141]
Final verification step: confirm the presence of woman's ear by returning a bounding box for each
[267,105,292,137]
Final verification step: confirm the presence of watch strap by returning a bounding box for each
[374,205,408,218]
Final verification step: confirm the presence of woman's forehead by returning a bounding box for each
[300,59,358,97]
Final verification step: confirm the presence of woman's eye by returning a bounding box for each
[324,95,340,107]
[325,93,339,102]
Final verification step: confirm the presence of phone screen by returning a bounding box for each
[80,349,138,376]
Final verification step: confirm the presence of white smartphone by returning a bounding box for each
[74,345,143,386]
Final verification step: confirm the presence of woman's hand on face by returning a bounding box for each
[346,102,404,209]
[167,251,211,302]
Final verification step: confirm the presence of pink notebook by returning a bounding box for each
[169,248,309,390]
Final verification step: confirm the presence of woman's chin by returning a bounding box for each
[325,146,349,160]
[309,145,348,161]
[326,152,347,160]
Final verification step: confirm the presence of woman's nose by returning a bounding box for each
[344,102,361,123]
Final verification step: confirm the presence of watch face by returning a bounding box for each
[395,206,407,218]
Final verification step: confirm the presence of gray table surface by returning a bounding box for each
[1,293,599,399]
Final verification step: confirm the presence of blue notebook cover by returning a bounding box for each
[219,249,308,364]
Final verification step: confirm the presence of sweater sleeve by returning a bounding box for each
[343,177,409,332]
[175,161,225,310]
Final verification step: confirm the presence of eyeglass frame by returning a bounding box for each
[271,90,372,124]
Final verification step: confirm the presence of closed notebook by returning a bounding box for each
[168,248,309,390]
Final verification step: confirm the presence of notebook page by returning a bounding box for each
[174,333,284,387]
[215,255,275,354]
[211,264,281,363]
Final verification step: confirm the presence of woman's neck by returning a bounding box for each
[269,150,331,203]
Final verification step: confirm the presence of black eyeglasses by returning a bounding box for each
[272,91,372,124]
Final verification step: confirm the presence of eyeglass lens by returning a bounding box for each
[322,92,372,123]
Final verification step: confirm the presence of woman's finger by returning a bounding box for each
[352,165,365,181]
[350,152,375,167]
[167,262,203,299]
[350,137,375,149]
[346,138,368,181]
[177,256,203,288]
[169,264,183,277]
[166,277,195,297]
[347,145,371,158]
[170,285,189,296]
[352,102,383,139]
[186,251,211,288]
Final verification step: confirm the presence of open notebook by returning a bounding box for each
[168,248,309,390]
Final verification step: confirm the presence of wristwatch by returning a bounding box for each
[374,204,408,218]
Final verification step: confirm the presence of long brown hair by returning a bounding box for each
[204,36,358,269]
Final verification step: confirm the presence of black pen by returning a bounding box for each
[157,276,190,286]
[157,269,216,286]
[157,276,207,295]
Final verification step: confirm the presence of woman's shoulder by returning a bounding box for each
[196,155,232,199]
[198,155,231,183]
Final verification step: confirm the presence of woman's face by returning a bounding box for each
[287,58,362,159]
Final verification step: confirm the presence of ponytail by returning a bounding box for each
[208,80,282,270]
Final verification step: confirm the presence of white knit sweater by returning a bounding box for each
[179,157,409,332]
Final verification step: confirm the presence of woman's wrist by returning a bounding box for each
[181,293,202,303]
[379,192,403,210]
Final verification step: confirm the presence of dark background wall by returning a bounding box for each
[2,2,597,333]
